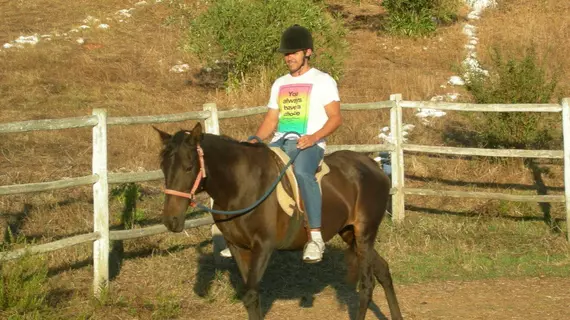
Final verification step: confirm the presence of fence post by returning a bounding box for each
[203,102,220,135]
[202,103,226,258]
[92,108,109,297]
[562,98,570,242]
[390,94,405,222]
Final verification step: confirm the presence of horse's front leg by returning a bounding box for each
[229,242,273,320]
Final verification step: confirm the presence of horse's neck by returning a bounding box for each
[201,135,270,207]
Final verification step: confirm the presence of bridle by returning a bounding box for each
[163,144,206,207]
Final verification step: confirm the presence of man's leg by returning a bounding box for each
[282,140,325,262]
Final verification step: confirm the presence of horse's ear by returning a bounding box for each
[185,122,203,144]
[153,126,172,145]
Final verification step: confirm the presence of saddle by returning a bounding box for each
[269,147,330,216]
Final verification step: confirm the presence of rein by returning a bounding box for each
[163,133,301,215]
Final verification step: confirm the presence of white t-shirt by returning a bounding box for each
[267,68,340,149]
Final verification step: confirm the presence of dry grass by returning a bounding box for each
[475,0,570,99]
[1,0,570,318]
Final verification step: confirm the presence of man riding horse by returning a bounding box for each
[244,24,343,262]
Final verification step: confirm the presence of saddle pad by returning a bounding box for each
[269,147,330,216]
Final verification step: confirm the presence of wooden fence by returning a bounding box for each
[1,96,569,298]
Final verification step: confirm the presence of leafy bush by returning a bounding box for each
[465,46,559,149]
[185,0,347,88]
[111,183,145,229]
[381,0,462,37]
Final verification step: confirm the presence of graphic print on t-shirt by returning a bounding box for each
[277,83,313,135]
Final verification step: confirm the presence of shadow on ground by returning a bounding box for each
[193,245,389,320]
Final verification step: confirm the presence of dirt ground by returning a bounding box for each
[196,277,570,320]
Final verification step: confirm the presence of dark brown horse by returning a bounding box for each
[155,122,402,320]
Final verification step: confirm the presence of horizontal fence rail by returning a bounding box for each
[0,217,215,262]
[107,110,211,126]
[0,232,100,261]
[400,101,563,112]
[403,144,564,159]
[0,115,98,133]
[0,175,99,195]
[1,97,570,299]
[404,188,565,203]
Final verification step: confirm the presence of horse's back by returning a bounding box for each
[318,150,390,240]
[325,150,390,189]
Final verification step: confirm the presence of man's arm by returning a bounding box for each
[297,101,342,149]
[252,108,280,141]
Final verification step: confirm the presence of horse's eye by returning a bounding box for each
[185,167,192,172]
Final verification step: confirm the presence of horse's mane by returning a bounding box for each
[160,131,267,161]
[204,133,268,148]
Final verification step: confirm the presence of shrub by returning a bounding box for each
[184,0,347,89]
[1,234,49,316]
[111,183,144,229]
[381,0,462,37]
[465,46,559,149]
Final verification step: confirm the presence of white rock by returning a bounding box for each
[14,35,39,45]
[83,16,100,24]
[378,133,394,143]
[416,109,447,118]
[448,76,465,86]
[135,1,148,6]
[430,95,445,102]
[3,43,13,49]
[79,25,90,30]
[467,11,481,20]
[76,38,85,44]
[98,24,110,29]
[170,64,190,73]
[446,93,460,101]
[116,9,134,18]
[462,24,477,37]
[466,0,497,12]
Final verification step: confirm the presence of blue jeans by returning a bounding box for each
[271,139,324,229]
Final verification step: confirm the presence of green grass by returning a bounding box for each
[374,212,570,284]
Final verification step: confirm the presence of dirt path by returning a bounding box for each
[195,277,569,320]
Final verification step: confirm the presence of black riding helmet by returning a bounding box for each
[278,24,313,54]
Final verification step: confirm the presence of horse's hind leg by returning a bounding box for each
[353,233,377,320]
[339,226,377,320]
[371,249,403,319]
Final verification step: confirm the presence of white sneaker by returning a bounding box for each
[303,240,325,263]
[220,248,232,258]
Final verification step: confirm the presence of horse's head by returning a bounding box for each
[154,122,204,232]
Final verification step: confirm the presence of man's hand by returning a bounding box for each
[297,134,319,149]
